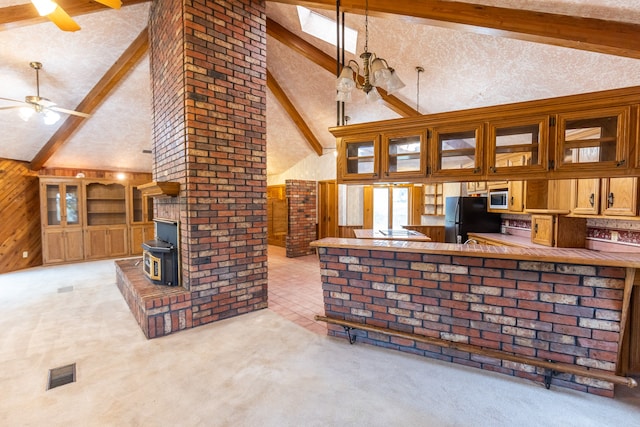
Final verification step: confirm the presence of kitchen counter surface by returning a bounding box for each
[311,237,640,268]
[467,232,551,249]
[353,229,431,242]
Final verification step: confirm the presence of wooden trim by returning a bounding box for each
[618,267,637,374]
[30,27,149,170]
[316,315,638,388]
[269,0,640,60]
[267,69,323,156]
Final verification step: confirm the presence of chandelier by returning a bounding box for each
[335,0,405,103]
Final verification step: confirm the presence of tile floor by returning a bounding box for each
[267,245,326,335]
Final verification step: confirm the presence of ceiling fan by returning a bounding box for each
[0,61,90,125]
[31,0,122,32]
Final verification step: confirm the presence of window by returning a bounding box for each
[297,6,357,54]
[372,185,410,230]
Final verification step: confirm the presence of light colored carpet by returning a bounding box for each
[0,258,639,426]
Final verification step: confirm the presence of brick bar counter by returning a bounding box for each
[310,238,640,397]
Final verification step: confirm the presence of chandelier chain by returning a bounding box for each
[364,0,369,53]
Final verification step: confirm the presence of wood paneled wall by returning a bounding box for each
[0,159,41,273]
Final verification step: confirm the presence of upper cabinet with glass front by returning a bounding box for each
[555,106,630,175]
[337,134,381,181]
[41,181,82,228]
[430,122,483,180]
[381,130,427,179]
[487,116,549,177]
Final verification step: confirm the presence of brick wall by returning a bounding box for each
[146,0,268,330]
[317,247,627,397]
[286,180,316,257]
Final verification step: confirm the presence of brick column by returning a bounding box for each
[149,0,268,327]
[286,180,317,257]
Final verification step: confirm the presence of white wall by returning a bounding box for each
[267,151,337,185]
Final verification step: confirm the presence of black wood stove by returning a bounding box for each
[142,219,179,286]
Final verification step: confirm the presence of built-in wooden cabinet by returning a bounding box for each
[331,86,640,185]
[381,130,427,179]
[41,181,84,264]
[571,177,638,217]
[601,177,638,217]
[430,122,483,181]
[42,228,84,264]
[338,134,380,181]
[530,213,586,247]
[85,226,129,259]
[555,106,630,174]
[40,176,154,264]
[487,116,548,177]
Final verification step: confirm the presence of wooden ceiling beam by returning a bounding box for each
[268,0,640,60]
[267,17,418,118]
[0,0,149,32]
[267,69,324,156]
[29,26,149,171]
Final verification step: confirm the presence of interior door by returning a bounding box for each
[318,181,338,238]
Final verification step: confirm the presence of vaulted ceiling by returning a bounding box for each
[1,0,639,176]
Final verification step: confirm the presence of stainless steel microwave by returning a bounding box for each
[488,190,509,210]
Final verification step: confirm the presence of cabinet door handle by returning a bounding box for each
[589,193,595,207]
[608,192,615,208]
[616,159,626,167]
[489,166,496,173]
[534,223,538,235]
[473,167,481,174]
[510,196,514,206]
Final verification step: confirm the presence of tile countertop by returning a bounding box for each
[466,232,550,249]
[310,237,640,268]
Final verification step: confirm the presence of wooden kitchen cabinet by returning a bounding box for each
[601,177,638,217]
[381,130,427,180]
[555,106,630,175]
[430,122,484,181]
[337,134,381,181]
[530,213,586,247]
[571,177,638,217]
[487,116,548,178]
[571,178,600,215]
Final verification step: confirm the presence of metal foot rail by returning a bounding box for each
[315,315,638,389]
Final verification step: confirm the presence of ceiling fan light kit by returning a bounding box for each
[0,61,90,125]
[335,0,405,103]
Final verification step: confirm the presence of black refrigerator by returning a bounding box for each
[444,197,502,243]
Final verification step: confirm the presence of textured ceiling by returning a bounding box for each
[0,1,640,176]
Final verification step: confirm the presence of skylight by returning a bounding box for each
[297,6,357,54]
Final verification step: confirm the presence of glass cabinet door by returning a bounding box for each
[45,184,62,226]
[339,134,380,181]
[131,186,154,224]
[555,107,629,172]
[487,116,548,177]
[65,185,80,226]
[381,130,426,179]
[44,183,80,227]
[430,123,483,180]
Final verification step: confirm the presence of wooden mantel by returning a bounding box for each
[137,181,180,198]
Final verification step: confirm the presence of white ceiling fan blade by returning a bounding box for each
[49,106,91,118]
[0,106,23,111]
[0,97,27,105]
